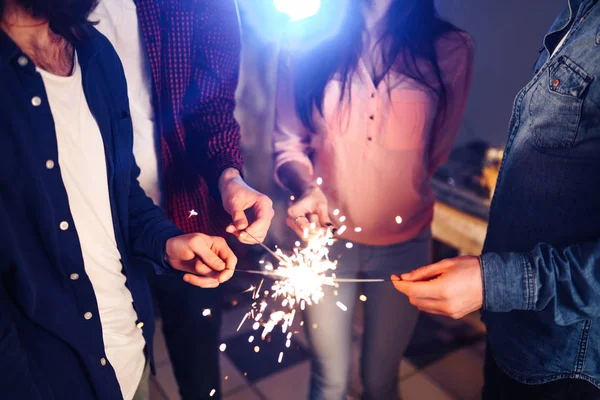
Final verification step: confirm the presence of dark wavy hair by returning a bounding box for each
[0,0,98,43]
[291,0,462,131]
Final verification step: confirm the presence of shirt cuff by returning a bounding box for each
[273,155,314,190]
[152,225,184,275]
[205,153,244,200]
[481,251,536,312]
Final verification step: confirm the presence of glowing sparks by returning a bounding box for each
[209,389,216,397]
[337,225,347,235]
[354,227,362,232]
[316,177,323,185]
[395,215,403,224]
[202,309,211,317]
[219,343,227,352]
[188,209,198,219]
[333,209,340,216]
[336,301,348,311]
[345,242,353,249]
[278,352,284,363]
[235,228,343,361]
[290,195,295,201]
[339,216,346,223]
[359,294,368,302]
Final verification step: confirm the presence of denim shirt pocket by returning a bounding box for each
[529,56,593,148]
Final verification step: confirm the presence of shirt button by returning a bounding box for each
[100,357,107,366]
[17,56,28,67]
[369,115,374,120]
[136,321,145,329]
[31,96,42,107]
[45,160,55,170]
[59,221,69,231]
[84,312,93,320]
[70,273,79,281]
[553,79,560,87]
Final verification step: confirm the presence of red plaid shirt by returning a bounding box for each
[135,0,243,235]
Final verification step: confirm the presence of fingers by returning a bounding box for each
[231,210,249,232]
[211,238,238,283]
[285,217,306,239]
[187,235,226,272]
[401,260,451,282]
[391,278,446,299]
[243,196,274,243]
[407,298,448,316]
[315,203,332,227]
[183,274,221,288]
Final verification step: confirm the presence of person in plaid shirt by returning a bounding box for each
[89,0,274,398]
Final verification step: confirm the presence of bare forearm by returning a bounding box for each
[277,161,316,198]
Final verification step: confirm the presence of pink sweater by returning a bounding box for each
[274,32,474,246]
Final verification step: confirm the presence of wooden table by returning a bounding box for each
[432,201,488,256]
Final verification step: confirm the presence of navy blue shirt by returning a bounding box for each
[0,28,183,399]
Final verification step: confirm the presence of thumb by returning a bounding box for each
[231,210,249,231]
[401,261,448,282]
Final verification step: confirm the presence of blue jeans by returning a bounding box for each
[305,229,431,400]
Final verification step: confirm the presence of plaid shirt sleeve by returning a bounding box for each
[182,0,244,199]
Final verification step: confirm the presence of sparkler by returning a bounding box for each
[187,207,403,369]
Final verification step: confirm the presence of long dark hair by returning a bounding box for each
[0,0,97,43]
[291,0,462,131]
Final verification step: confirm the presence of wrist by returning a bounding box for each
[219,168,242,193]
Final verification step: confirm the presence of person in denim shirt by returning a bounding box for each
[394,0,600,398]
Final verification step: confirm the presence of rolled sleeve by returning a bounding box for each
[481,251,536,312]
[272,49,314,189]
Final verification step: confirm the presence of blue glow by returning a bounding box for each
[273,0,322,21]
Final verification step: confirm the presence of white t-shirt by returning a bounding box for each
[90,0,162,206]
[38,54,146,400]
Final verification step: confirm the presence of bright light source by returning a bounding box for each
[274,0,321,21]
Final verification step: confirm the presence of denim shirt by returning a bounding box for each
[0,28,182,399]
[480,0,600,387]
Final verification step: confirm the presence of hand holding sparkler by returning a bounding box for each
[165,233,238,288]
[286,186,333,238]
[219,168,274,244]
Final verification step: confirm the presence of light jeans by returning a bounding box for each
[305,229,431,400]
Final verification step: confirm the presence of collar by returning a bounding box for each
[0,25,99,72]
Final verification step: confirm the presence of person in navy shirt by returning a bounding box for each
[0,0,238,398]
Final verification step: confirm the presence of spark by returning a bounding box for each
[337,225,347,235]
[209,389,216,397]
[345,243,353,249]
[202,309,211,317]
[359,294,368,302]
[236,227,340,361]
[219,344,227,352]
[354,227,362,232]
[339,216,346,223]
[278,352,284,363]
[336,301,348,311]
[188,209,198,219]
[290,195,295,201]
[254,346,260,353]
[316,177,323,185]
[333,209,340,216]
[224,376,229,381]
[395,215,403,224]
